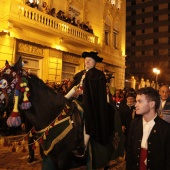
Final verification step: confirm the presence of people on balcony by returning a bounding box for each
[88,25,94,34]
[48,8,57,17]
[23,2,95,35]
[25,1,31,6]
[71,17,77,26]
[65,14,72,24]
[55,10,94,34]
[84,21,90,31]
[41,2,49,14]
[57,11,66,21]
[30,0,38,9]
[76,20,82,28]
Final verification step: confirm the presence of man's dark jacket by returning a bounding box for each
[68,67,111,145]
[126,116,170,170]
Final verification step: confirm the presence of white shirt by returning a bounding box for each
[141,115,156,149]
[161,100,166,108]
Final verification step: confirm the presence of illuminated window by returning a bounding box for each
[113,29,119,49]
[113,22,119,49]
[62,62,77,80]
[105,16,111,46]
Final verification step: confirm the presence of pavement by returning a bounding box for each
[0,130,126,170]
[0,134,42,170]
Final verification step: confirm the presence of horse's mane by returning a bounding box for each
[26,74,66,128]
[28,74,59,100]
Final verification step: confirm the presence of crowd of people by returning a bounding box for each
[1,50,170,168]
[106,84,170,169]
[25,1,94,34]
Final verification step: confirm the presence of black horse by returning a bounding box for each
[0,57,87,169]
[0,57,124,169]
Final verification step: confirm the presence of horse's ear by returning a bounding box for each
[13,56,23,71]
[5,60,10,68]
[6,60,9,64]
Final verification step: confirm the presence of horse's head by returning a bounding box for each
[0,57,72,131]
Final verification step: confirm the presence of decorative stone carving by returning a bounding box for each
[17,42,43,56]
[63,53,80,63]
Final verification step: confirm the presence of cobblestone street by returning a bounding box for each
[0,133,126,170]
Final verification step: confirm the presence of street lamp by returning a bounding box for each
[153,68,160,82]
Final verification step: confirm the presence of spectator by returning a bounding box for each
[158,84,170,123]
[48,8,56,17]
[106,85,114,105]
[71,17,77,26]
[88,25,94,34]
[0,93,8,134]
[119,93,137,155]
[120,87,136,106]
[65,14,72,24]
[41,2,49,14]
[66,79,72,90]
[80,22,86,30]
[112,89,123,109]
[56,10,62,18]
[25,0,31,6]
[30,0,38,9]
[84,21,90,32]
[20,111,44,164]
[76,20,81,28]
[57,11,66,21]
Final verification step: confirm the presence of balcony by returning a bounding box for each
[1,0,99,48]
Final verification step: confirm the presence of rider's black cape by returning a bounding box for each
[68,67,113,145]
[83,67,112,145]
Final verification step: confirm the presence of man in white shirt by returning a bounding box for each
[126,87,170,170]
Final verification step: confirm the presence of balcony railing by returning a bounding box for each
[4,1,98,45]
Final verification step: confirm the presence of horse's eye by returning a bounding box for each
[0,79,8,89]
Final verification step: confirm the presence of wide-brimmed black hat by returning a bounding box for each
[82,51,103,62]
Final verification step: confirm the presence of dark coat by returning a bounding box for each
[119,103,137,150]
[119,103,136,136]
[163,97,170,109]
[83,67,110,145]
[69,68,111,145]
[126,116,170,170]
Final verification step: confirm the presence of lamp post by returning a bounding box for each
[153,68,160,88]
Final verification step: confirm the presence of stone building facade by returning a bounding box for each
[0,0,126,89]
